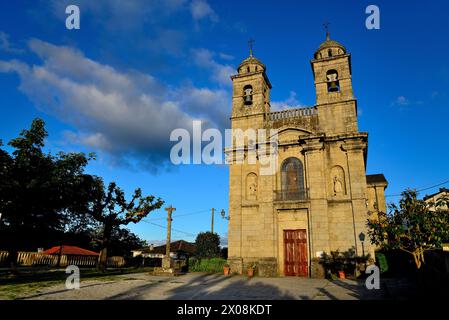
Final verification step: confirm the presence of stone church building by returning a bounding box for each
[226,33,388,277]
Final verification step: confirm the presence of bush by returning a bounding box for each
[189,257,226,273]
[375,252,389,273]
[195,232,221,259]
[321,250,369,279]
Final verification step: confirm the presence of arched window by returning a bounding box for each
[326,69,340,93]
[243,85,253,105]
[247,66,250,73]
[328,49,332,57]
[281,157,305,200]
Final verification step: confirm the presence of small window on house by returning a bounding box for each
[247,66,250,73]
[243,85,253,105]
[328,49,332,57]
[255,66,258,71]
[326,69,340,93]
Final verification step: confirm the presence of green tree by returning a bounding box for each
[91,226,147,257]
[367,189,449,269]
[87,179,163,272]
[0,119,96,272]
[195,232,221,259]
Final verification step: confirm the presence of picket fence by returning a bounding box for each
[0,251,125,268]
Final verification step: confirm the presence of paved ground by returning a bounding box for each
[21,272,387,300]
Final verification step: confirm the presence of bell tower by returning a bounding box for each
[230,41,272,131]
[311,30,358,134]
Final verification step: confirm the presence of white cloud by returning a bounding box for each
[0,40,229,172]
[0,31,23,54]
[192,48,234,87]
[190,0,218,22]
[50,0,188,29]
[391,96,424,107]
[392,96,410,106]
[271,91,306,111]
[218,53,234,61]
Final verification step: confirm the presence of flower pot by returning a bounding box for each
[247,268,255,277]
[223,266,230,276]
[338,270,345,279]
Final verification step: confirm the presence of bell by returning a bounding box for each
[244,94,253,104]
[328,81,339,92]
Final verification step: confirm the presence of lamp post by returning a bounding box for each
[359,232,366,257]
[220,209,229,221]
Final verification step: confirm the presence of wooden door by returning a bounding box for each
[284,229,308,276]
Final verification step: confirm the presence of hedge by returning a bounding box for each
[189,258,226,273]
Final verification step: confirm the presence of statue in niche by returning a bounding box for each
[333,176,343,196]
[246,173,258,200]
[249,183,257,199]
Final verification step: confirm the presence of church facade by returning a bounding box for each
[225,33,388,277]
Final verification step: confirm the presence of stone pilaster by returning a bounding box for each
[300,135,330,256]
[341,135,371,257]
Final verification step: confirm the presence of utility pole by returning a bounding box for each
[163,205,176,269]
[211,208,215,234]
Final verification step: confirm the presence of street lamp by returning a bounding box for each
[359,232,366,257]
[221,209,229,220]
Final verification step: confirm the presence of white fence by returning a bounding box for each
[0,251,125,268]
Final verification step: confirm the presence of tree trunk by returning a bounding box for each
[7,248,19,275]
[96,223,112,272]
[57,244,63,268]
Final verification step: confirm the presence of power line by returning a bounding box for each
[141,220,196,238]
[144,209,210,222]
[385,178,449,198]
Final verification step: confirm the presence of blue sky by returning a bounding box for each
[0,0,448,245]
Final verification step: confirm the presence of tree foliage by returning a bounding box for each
[195,232,221,259]
[0,118,162,273]
[91,226,147,257]
[367,189,449,269]
[86,179,164,271]
[0,119,97,270]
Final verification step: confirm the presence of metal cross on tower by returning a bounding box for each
[323,22,331,40]
[248,38,255,57]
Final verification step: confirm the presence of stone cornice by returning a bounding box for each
[339,133,368,152]
[299,134,325,152]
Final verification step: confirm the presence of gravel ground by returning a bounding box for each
[18,272,387,300]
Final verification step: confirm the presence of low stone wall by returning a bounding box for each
[227,257,278,277]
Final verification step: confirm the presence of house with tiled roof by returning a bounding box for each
[43,245,99,256]
[424,188,449,211]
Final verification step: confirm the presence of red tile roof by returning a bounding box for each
[43,245,99,256]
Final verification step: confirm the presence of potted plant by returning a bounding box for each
[336,260,345,279]
[223,264,230,276]
[247,263,257,277]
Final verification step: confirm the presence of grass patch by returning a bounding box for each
[0,267,154,300]
[189,258,226,273]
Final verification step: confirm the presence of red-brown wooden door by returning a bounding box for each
[284,229,308,276]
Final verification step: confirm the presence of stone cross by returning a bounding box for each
[163,205,176,269]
